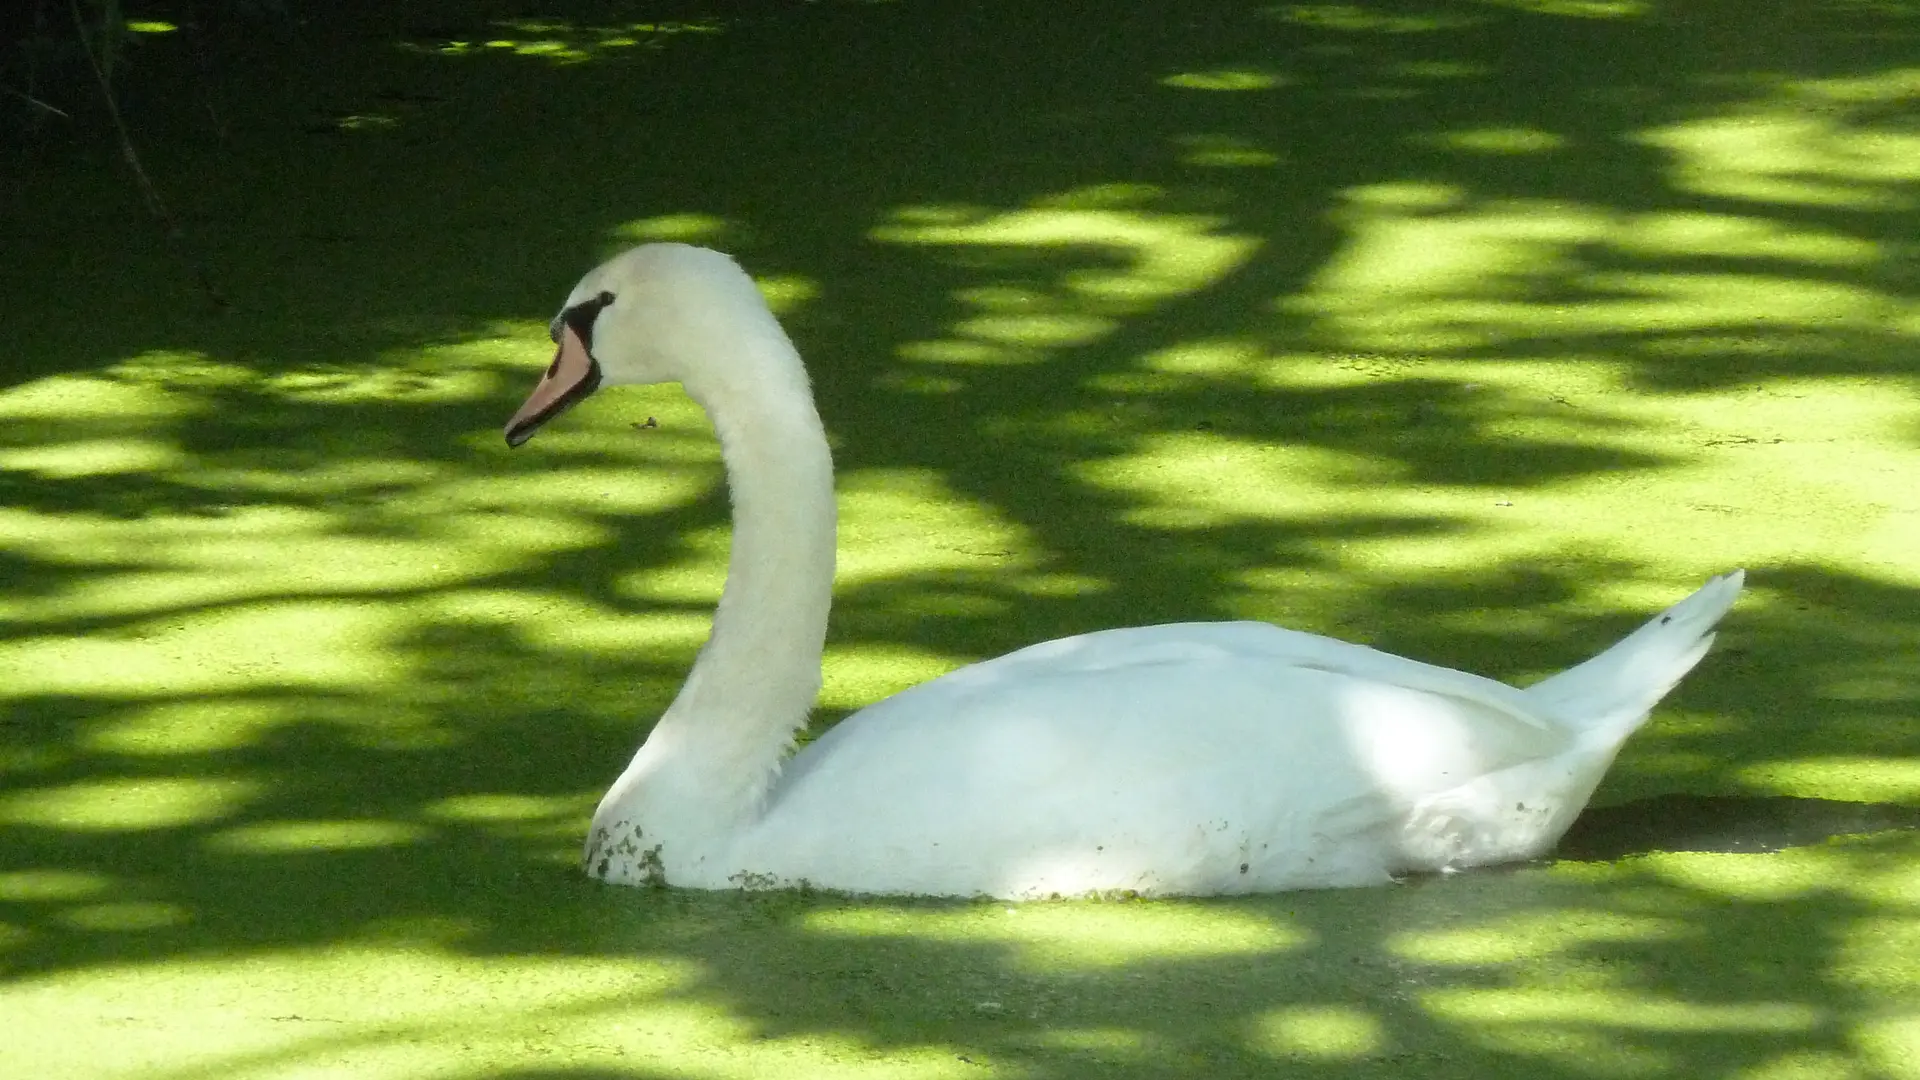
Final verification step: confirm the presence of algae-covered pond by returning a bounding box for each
[2,1,1917,1077]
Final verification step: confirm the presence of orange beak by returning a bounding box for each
[504,321,601,447]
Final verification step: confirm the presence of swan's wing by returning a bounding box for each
[786,620,1567,811]
[760,623,1571,895]
[931,621,1554,733]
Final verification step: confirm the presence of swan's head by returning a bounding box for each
[504,244,775,447]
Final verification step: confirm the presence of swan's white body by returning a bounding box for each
[506,243,1744,899]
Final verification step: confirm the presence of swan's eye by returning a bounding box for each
[596,290,615,306]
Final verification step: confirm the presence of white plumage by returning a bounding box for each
[504,243,1743,899]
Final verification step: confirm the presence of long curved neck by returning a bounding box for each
[595,317,836,844]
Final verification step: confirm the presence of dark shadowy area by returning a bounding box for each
[2,1,1917,1077]
[1558,794,1920,861]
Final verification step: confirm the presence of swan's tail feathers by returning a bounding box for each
[1523,570,1745,739]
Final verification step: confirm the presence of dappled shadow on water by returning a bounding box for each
[1559,794,1920,861]
[3,0,1919,1077]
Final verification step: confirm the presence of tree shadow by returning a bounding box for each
[1558,794,1920,860]
[2,0,1918,1077]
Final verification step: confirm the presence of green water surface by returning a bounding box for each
[2,1,1916,1077]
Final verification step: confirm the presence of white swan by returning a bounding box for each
[504,243,1744,899]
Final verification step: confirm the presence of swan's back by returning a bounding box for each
[738,623,1569,896]
[716,573,1742,898]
